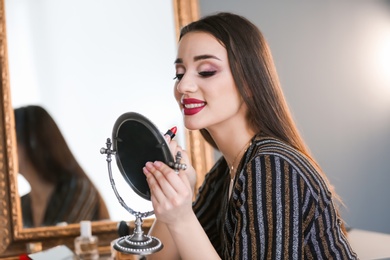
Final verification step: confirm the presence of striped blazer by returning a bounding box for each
[193,135,357,259]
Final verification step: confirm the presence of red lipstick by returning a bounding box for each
[165,126,177,139]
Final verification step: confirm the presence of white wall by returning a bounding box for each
[7,0,184,221]
[200,1,390,233]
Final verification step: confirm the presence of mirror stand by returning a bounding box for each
[100,138,162,255]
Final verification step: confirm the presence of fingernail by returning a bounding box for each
[153,161,162,167]
[145,162,153,168]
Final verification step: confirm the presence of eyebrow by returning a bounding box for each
[174,54,221,64]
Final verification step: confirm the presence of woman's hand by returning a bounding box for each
[165,136,197,192]
[144,136,220,260]
[143,136,197,227]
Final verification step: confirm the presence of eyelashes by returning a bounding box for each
[173,74,184,81]
[173,71,217,81]
[199,71,216,77]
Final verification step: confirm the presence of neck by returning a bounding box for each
[20,160,56,205]
[228,139,252,176]
[207,125,256,172]
[23,170,55,227]
[204,103,256,174]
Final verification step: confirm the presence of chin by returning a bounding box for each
[183,123,199,131]
[183,118,204,131]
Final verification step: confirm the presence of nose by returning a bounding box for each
[175,74,198,94]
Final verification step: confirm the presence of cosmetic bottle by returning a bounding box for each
[74,220,99,260]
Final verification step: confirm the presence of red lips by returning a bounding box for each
[181,98,206,116]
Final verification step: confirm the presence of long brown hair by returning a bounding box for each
[180,13,345,220]
[15,105,110,222]
[15,105,85,184]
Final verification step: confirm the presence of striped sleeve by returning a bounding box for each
[226,150,357,259]
[193,157,229,257]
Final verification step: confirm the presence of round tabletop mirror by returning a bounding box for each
[101,111,182,255]
[112,112,174,201]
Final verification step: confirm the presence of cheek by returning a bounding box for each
[211,77,239,101]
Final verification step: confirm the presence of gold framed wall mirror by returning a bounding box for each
[0,0,214,257]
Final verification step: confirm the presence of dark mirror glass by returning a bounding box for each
[112,112,174,201]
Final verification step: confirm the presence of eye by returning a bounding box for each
[173,73,184,81]
[199,71,216,77]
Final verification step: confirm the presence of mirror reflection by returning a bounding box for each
[6,0,185,224]
[15,105,110,227]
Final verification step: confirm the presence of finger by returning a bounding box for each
[149,192,162,214]
[152,161,185,195]
[153,161,190,196]
[168,140,178,155]
[145,161,179,199]
[143,166,165,205]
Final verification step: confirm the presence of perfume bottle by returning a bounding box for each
[74,220,99,260]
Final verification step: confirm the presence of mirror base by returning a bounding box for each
[112,217,163,255]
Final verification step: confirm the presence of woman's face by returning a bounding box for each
[174,31,246,131]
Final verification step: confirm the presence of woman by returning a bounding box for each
[143,13,357,259]
[15,105,109,227]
